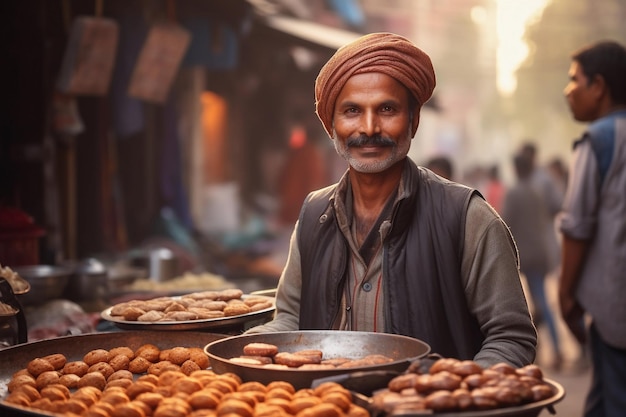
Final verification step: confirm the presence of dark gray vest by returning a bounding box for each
[297,160,484,359]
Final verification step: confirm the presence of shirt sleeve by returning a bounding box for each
[462,195,538,368]
[557,138,600,240]
[244,223,302,333]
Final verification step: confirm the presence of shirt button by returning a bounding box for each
[362,282,372,292]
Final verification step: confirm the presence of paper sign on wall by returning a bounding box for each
[128,22,191,104]
[57,17,119,96]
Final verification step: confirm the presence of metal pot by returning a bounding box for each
[205,330,431,389]
[12,265,72,306]
[63,258,108,302]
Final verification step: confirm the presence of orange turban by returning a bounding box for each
[315,32,436,138]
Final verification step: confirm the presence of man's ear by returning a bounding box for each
[411,108,421,137]
[590,74,607,100]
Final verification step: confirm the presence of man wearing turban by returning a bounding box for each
[248,33,537,368]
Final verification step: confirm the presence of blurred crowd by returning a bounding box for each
[425,142,584,373]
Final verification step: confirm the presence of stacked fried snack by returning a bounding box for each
[229,342,394,370]
[371,357,556,414]
[108,289,273,322]
[3,344,370,417]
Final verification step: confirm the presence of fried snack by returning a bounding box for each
[109,346,135,360]
[135,344,160,361]
[188,347,210,369]
[249,301,274,312]
[266,381,295,395]
[63,360,90,377]
[237,381,267,393]
[274,352,321,368]
[148,361,180,376]
[121,307,147,321]
[296,402,344,417]
[289,395,322,414]
[223,303,251,317]
[7,374,37,392]
[216,397,254,417]
[180,360,201,376]
[242,343,279,357]
[58,373,81,389]
[88,362,116,379]
[14,384,41,402]
[215,288,244,301]
[41,353,67,370]
[84,349,111,366]
[167,347,191,365]
[425,390,458,412]
[109,354,131,372]
[128,357,152,374]
[135,391,164,408]
[27,358,55,377]
[78,372,107,391]
[229,357,264,366]
[36,371,61,390]
[137,310,165,322]
[165,311,198,321]
[108,370,134,382]
[292,350,323,362]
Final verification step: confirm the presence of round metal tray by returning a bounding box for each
[101,294,275,331]
[205,330,431,390]
[0,330,227,417]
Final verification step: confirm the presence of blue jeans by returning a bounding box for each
[584,323,626,417]
[523,270,561,354]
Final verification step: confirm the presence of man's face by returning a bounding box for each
[331,72,417,173]
[564,61,600,122]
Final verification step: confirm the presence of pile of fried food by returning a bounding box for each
[108,289,273,322]
[371,357,556,414]
[123,272,232,293]
[3,343,369,417]
[0,263,30,294]
[229,342,394,371]
[0,263,29,315]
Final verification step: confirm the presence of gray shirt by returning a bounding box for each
[558,114,626,349]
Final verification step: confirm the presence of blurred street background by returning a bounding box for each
[2,2,621,414]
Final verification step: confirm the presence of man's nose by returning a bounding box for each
[361,111,381,136]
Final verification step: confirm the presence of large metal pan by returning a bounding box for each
[312,371,565,417]
[205,330,431,390]
[0,330,227,417]
[369,378,565,417]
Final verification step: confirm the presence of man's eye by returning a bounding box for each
[381,105,395,112]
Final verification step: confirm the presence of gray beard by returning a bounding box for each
[332,129,412,173]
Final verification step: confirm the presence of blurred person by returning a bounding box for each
[247,32,537,368]
[425,155,454,180]
[558,40,626,417]
[502,153,563,370]
[520,142,563,272]
[547,157,569,197]
[484,164,505,213]
[278,117,329,226]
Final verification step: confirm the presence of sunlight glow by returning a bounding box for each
[496,0,549,96]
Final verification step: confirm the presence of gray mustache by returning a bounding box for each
[347,134,395,147]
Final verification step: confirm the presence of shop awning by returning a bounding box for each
[262,14,363,51]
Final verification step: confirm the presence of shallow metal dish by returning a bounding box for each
[101,294,275,331]
[13,265,72,306]
[379,378,565,417]
[0,330,227,417]
[205,330,431,390]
